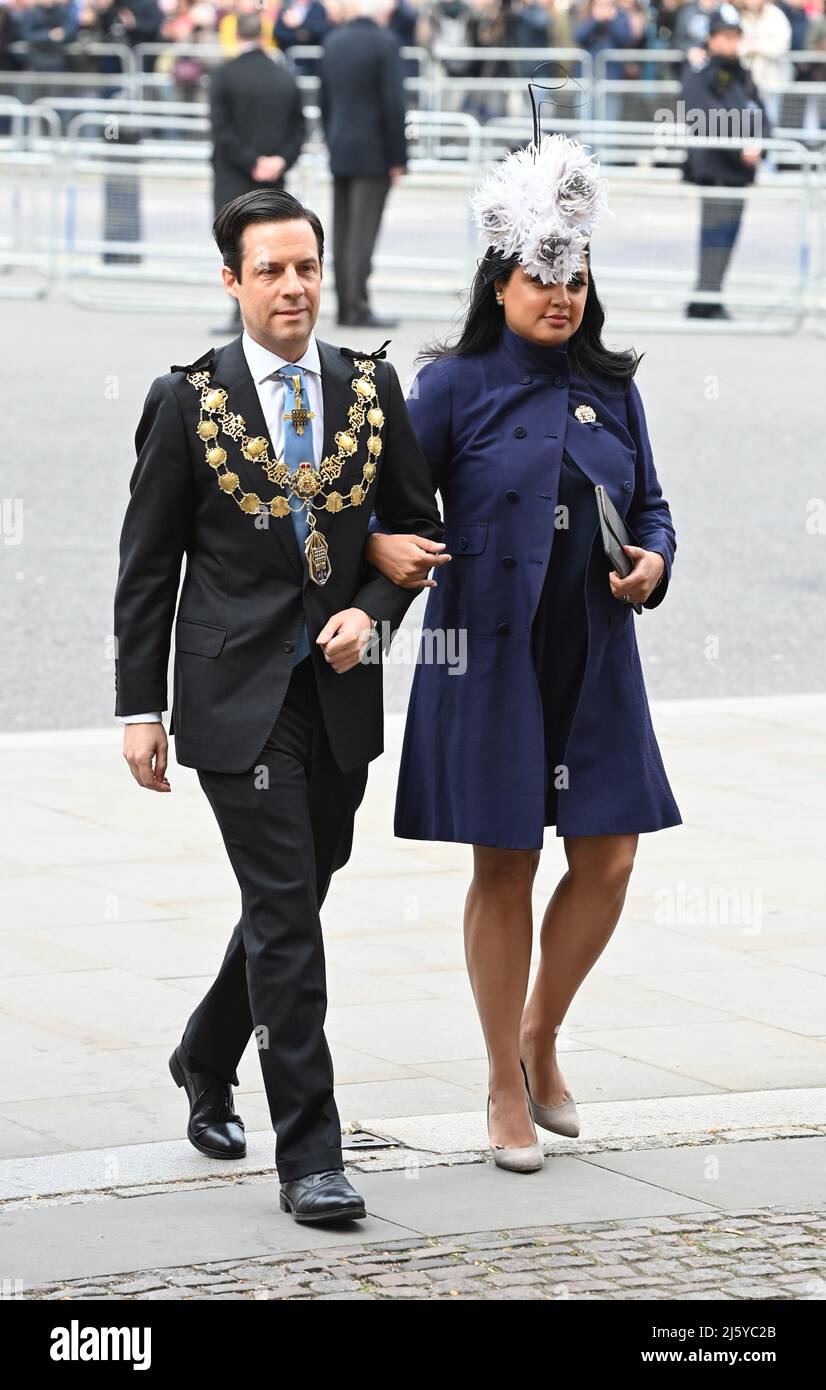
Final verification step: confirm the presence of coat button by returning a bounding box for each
[520,375,532,385]
[459,535,468,550]
[496,622,511,636]
[502,555,516,568]
[514,426,526,438]
[505,489,519,503]
[623,480,633,491]
[282,640,295,653]
[554,374,567,388]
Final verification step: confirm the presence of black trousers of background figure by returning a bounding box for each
[697,193,745,295]
[181,656,369,1183]
[332,174,391,319]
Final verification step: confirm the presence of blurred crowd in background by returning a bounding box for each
[2,0,822,322]
[2,0,826,97]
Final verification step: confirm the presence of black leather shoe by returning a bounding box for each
[279,1169,366,1222]
[169,1043,246,1159]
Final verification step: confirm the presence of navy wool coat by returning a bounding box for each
[392,323,683,849]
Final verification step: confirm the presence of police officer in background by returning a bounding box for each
[681,5,770,319]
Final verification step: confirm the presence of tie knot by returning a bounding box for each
[277,364,305,383]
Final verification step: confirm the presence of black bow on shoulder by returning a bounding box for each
[169,347,216,374]
[339,339,391,362]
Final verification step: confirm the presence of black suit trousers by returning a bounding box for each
[333,174,391,317]
[181,655,368,1183]
[697,192,745,294]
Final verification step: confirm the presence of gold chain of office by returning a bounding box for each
[186,356,384,524]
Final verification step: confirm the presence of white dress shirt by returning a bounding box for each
[122,329,324,724]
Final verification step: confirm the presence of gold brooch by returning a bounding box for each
[574,404,597,423]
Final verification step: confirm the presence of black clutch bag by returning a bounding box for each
[595,484,642,615]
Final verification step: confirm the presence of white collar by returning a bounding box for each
[241,327,322,384]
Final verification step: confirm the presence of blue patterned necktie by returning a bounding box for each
[276,363,313,664]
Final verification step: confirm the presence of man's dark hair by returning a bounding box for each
[213,190,325,281]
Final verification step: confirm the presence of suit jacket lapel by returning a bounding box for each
[316,338,357,459]
[207,335,303,579]
[309,339,361,559]
[204,334,360,585]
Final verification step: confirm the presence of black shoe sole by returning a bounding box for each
[279,1192,367,1222]
[169,1049,247,1160]
[186,1127,246,1160]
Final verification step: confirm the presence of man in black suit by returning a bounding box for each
[113,188,444,1222]
[209,11,306,331]
[319,0,408,327]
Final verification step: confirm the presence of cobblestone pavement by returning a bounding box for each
[26,1206,826,1301]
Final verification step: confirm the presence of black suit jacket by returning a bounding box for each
[209,48,306,214]
[114,336,444,774]
[319,18,407,178]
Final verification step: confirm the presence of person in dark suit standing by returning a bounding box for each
[113,188,444,1222]
[209,11,307,331]
[319,0,408,327]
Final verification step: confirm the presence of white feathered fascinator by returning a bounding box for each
[470,132,610,286]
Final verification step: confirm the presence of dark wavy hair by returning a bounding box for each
[417,247,641,387]
[213,189,324,281]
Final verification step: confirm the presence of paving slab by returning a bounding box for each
[585,1137,826,1211]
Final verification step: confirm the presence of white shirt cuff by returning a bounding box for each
[120,713,163,723]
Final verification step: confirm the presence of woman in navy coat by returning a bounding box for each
[366,138,682,1169]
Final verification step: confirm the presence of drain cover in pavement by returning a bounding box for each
[342,1129,398,1150]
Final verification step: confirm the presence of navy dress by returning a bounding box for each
[531,449,598,828]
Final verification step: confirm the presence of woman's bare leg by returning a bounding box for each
[464,845,541,1148]
[519,834,638,1106]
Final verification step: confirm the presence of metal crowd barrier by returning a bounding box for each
[11,103,477,309]
[814,164,826,335]
[5,39,826,148]
[2,96,826,330]
[593,48,826,152]
[0,101,62,296]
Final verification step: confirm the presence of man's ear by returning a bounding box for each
[220,264,238,297]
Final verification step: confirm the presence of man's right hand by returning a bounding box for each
[123,723,171,792]
[364,533,451,589]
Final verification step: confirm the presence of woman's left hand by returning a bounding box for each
[608,544,665,606]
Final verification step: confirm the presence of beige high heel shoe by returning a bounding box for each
[520,1058,580,1138]
[486,1094,544,1173]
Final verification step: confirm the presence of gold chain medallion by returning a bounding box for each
[186,357,385,584]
